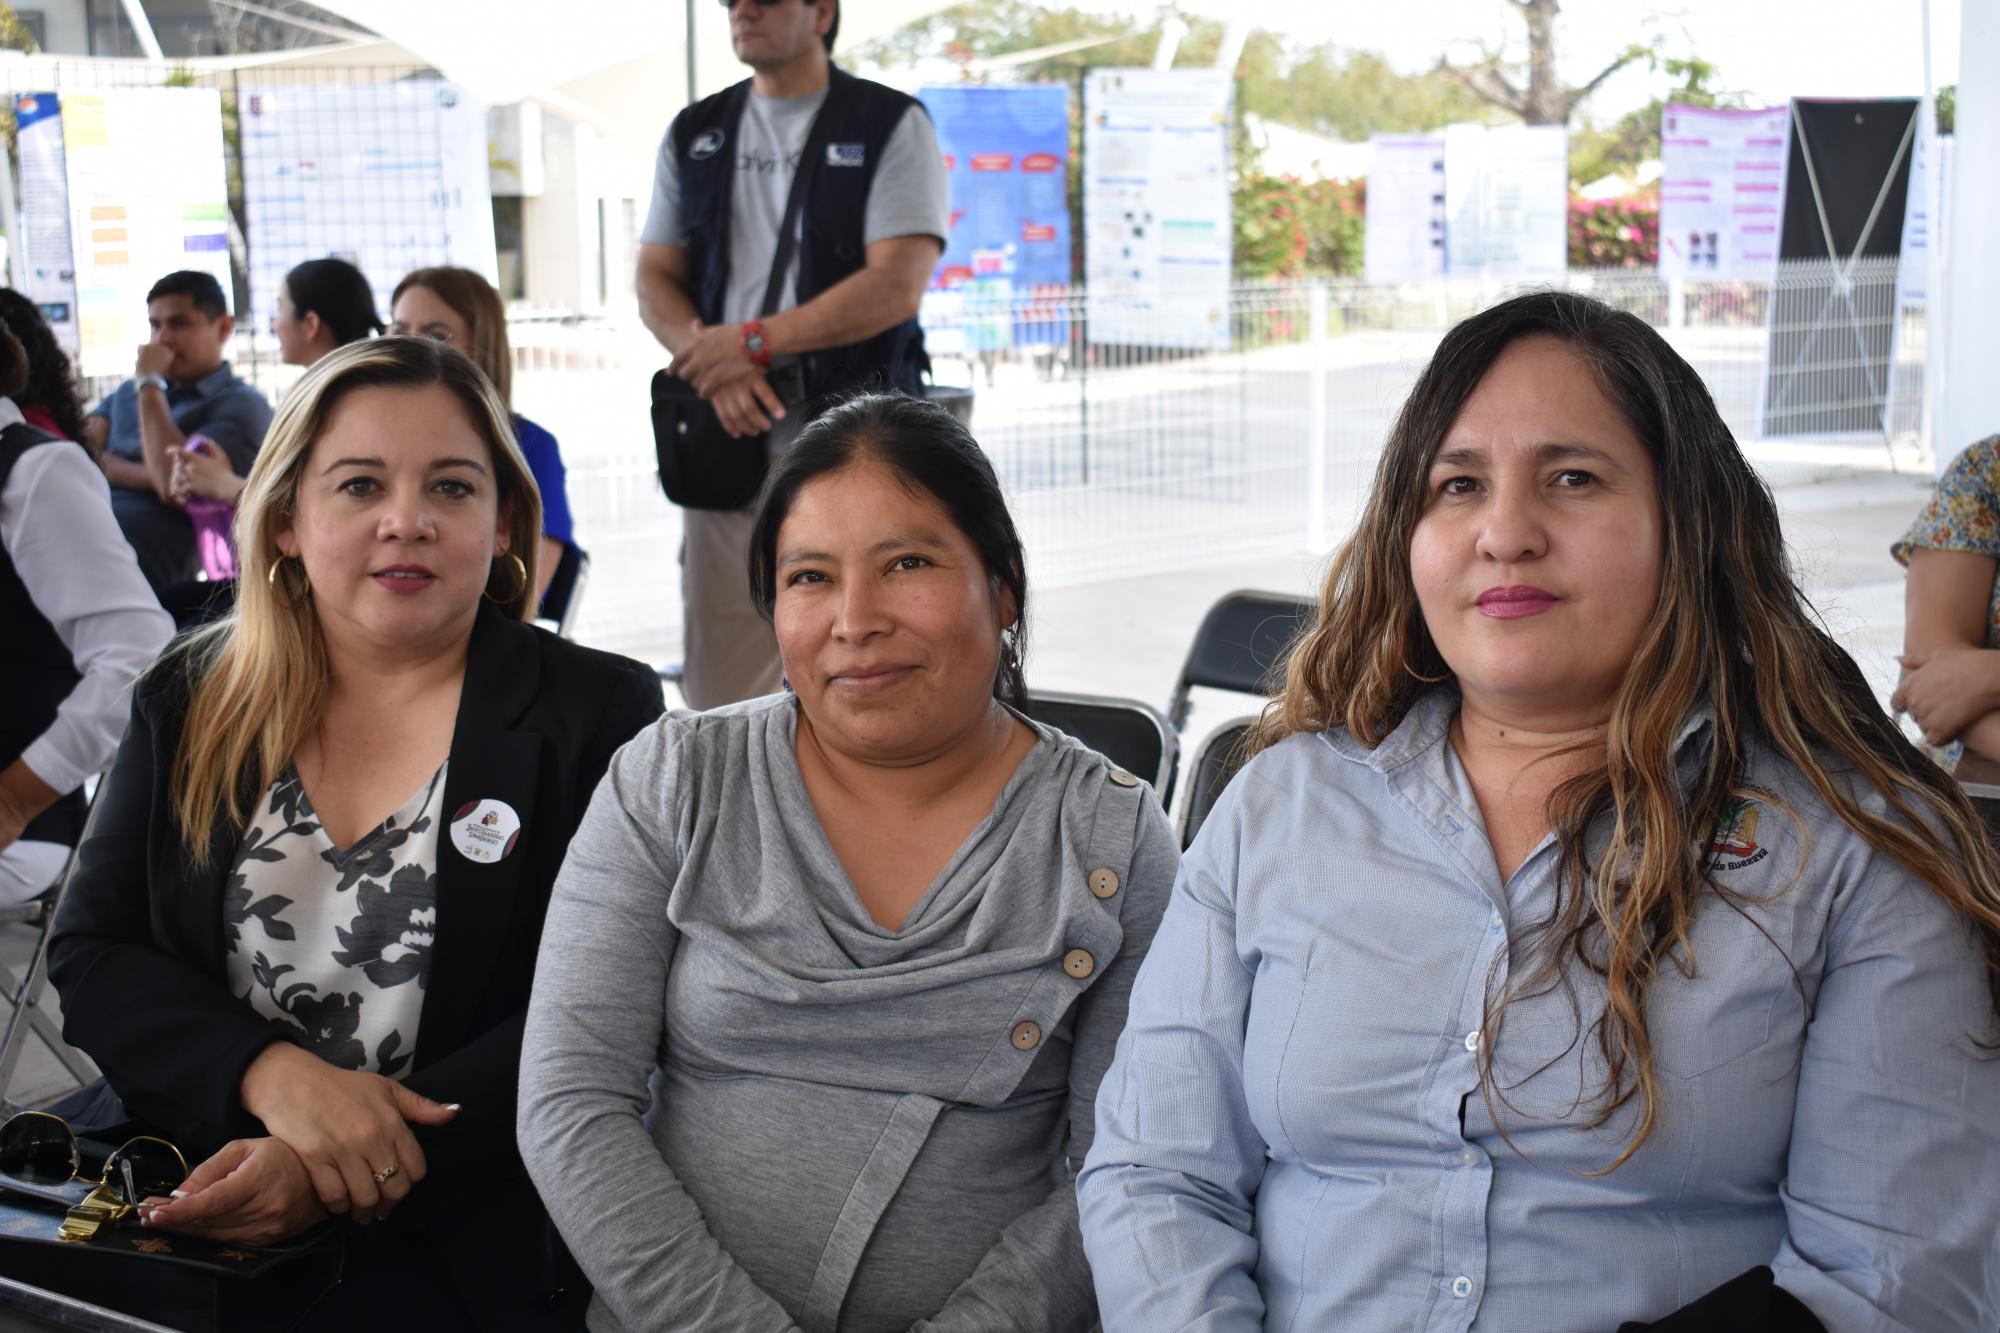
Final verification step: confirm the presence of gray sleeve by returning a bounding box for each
[517,722,803,1333]
[864,104,950,248]
[639,121,686,247]
[910,785,1180,1333]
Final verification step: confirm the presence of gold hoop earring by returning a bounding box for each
[486,551,529,603]
[266,554,310,606]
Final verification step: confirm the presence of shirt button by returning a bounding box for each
[1451,1276,1473,1299]
[1063,948,1096,979]
[1460,1148,1478,1165]
[1010,1020,1042,1051]
[1107,768,1139,788]
[1088,867,1120,899]
[1463,1029,1482,1053]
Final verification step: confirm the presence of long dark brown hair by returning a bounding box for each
[1255,289,2000,1166]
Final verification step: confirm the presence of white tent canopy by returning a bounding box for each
[312,0,958,147]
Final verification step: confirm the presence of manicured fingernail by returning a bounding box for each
[170,1189,187,1199]
[444,1103,461,1112]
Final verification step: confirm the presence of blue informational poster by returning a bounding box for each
[918,84,1073,353]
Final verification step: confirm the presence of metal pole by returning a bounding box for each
[1306,280,1329,553]
[117,0,166,60]
[0,130,26,294]
[686,0,699,104]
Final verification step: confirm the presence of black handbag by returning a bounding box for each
[653,81,846,511]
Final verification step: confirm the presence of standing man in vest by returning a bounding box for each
[637,0,948,708]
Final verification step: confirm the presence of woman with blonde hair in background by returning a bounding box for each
[1078,290,2000,1332]
[391,266,574,605]
[48,335,661,1329]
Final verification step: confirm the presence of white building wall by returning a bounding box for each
[1941,0,2000,459]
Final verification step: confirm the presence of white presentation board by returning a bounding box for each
[1895,118,1950,308]
[60,89,233,378]
[1083,68,1231,349]
[13,93,78,354]
[1657,104,1789,280]
[1441,123,1567,282]
[238,80,497,341]
[1363,134,1446,285]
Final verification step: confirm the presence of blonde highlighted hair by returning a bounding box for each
[1255,290,2000,1168]
[171,336,542,861]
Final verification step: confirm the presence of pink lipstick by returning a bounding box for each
[1476,585,1557,619]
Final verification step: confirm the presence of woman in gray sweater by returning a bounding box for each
[518,394,1179,1332]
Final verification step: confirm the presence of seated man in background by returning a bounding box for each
[85,270,272,592]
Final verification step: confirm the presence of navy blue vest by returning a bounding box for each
[0,421,89,846]
[671,66,929,406]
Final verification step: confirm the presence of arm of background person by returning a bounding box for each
[405,664,664,1174]
[80,413,110,463]
[1768,835,2000,1329]
[0,444,172,849]
[1897,548,2000,760]
[913,792,1180,1333]
[46,680,290,1152]
[1076,775,1270,1332]
[517,724,803,1333]
[134,383,188,499]
[759,235,942,360]
[637,243,702,362]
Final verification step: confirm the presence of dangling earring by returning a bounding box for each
[1001,627,1022,677]
[1404,661,1450,685]
[267,553,310,606]
[485,552,529,603]
[781,674,793,693]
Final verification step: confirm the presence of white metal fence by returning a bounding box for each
[485,261,1926,667]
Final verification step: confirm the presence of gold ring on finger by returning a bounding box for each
[372,1163,399,1185]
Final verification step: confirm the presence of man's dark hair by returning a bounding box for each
[146,270,228,320]
[747,391,1028,708]
[822,0,837,52]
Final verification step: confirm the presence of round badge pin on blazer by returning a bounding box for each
[450,799,522,863]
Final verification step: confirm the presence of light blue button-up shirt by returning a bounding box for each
[1078,689,2000,1332]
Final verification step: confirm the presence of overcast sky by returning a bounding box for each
[1077,0,1961,122]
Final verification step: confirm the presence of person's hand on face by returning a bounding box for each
[136,1137,328,1245]
[772,460,1014,763]
[134,341,173,380]
[272,382,509,652]
[1892,646,2000,746]
[1409,336,1663,727]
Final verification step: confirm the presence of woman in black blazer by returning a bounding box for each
[46,337,662,1329]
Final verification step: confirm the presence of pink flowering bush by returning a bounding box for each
[1569,194,1660,268]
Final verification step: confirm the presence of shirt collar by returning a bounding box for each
[0,397,25,432]
[174,362,236,398]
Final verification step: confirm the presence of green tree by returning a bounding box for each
[0,2,37,53]
[1568,55,1743,187]
[1938,84,1955,135]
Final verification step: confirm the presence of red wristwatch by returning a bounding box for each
[740,319,774,368]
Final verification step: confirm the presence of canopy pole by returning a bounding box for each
[686,0,698,103]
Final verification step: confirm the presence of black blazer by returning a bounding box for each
[47,602,662,1315]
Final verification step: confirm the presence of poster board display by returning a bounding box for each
[238,80,497,342]
[1083,68,1231,349]
[13,93,78,354]
[1362,134,1445,285]
[919,84,1072,357]
[1657,104,1789,280]
[1475,125,1568,281]
[61,89,232,379]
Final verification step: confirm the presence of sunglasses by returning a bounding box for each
[0,1110,190,1243]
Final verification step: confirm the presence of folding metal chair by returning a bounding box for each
[1180,717,1257,851]
[0,790,105,1112]
[1023,690,1178,803]
[1165,589,1316,732]
[537,539,591,640]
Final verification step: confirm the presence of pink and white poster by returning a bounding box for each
[1658,104,1789,281]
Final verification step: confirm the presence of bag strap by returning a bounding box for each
[761,73,847,319]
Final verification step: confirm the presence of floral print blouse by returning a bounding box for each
[222,763,446,1077]
[1891,435,2000,770]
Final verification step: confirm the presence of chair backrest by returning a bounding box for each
[1960,781,2000,850]
[1181,718,1257,850]
[1167,589,1316,730]
[1023,690,1178,801]
[538,540,590,640]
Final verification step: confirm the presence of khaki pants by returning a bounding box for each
[677,414,802,709]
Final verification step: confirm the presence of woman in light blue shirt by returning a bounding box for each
[1077,290,2000,1332]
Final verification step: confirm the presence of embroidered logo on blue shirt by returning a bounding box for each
[827,142,865,167]
[1707,798,1769,871]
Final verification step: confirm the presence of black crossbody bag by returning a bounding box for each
[652,83,845,511]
